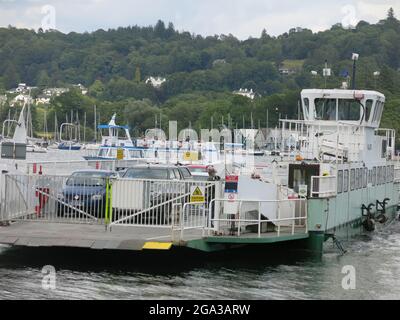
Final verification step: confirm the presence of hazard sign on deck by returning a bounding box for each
[117,148,124,160]
[183,151,199,161]
[190,186,206,203]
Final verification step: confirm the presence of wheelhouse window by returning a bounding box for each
[382,167,387,184]
[315,99,337,120]
[359,168,363,188]
[303,98,310,119]
[338,99,361,121]
[377,167,382,185]
[372,101,385,123]
[363,168,368,188]
[365,100,373,122]
[337,170,343,194]
[372,167,376,186]
[378,102,385,122]
[356,168,360,189]
[343,170,349,192]
[372,101,379,123]
[350,169,355,191]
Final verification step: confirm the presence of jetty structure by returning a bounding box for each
[1,56,400,256]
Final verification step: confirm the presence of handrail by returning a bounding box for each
[177,202,208,241]
[310,175,337,198]
[209,198,307,238]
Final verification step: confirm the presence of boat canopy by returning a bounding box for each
[97,124,130,130]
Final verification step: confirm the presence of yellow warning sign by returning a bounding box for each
[190,186,205,203]
[183,151,199,161]
[117,148,124,160]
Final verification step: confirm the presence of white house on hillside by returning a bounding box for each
[43,88,69,97]
[145,77,166,88]
[232,88,256,100]
[73,83,88,95]
[7,83,37,94]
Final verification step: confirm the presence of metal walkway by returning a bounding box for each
[0,222,201,251]
[0,221,308,252]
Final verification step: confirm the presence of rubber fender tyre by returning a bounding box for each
[363,218,375,232]
[376,214,388,224]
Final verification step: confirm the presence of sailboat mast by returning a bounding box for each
[76,111,80,142]
[44,107,48,139]
[94,105,97,142]
[7,109,11,136]
[84,112,86,143]
[54,113,58,142]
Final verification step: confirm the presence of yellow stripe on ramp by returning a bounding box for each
[142,242,172,250]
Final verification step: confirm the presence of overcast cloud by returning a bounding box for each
[0,0,399,39]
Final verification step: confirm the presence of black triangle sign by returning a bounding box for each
[192,187,203,196]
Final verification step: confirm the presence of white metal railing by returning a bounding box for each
[109,178,221,228]
[0,174,106,224]
[170,202,209,242]
[310,175,337,198]
[208,198,307,238]
[278,119,370,163]
[0,174,223,231]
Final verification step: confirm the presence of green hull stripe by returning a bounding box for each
[203,233,309,244]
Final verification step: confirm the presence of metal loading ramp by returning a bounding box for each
[0,222,206,251]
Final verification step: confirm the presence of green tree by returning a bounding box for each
[135,66,141,83]
[89,79,105,98]
[388,7,395,20]
[36,70,51,88]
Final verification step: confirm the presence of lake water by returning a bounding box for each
[1,221,400,300]
[1,150,400,300]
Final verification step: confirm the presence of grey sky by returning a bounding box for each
[0,0,399,39]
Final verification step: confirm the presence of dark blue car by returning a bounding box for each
[57,170,118,218]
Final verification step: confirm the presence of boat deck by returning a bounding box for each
[0,221,309,252]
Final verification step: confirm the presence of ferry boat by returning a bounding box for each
[221,86,400,254]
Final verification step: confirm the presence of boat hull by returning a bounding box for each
[83,156,115,161]
[58,145,82,151]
